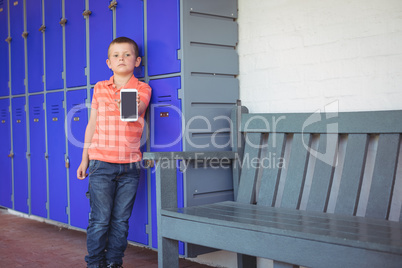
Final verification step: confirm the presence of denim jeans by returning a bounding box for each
[85,160,140,267]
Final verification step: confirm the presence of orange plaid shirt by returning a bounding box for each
[88,75,152,163]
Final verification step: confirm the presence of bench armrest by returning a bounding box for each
[144,151,237,211]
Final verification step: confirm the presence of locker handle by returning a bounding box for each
[59,18,67,26]
[5,36,11,43]
[82,10,92,17]
[8,153,14,158]
[38,25,46,32]
[108,1,117,9]
[22,32,29,38]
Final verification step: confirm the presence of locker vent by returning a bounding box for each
[51,104,60,114]
[156,95,172,106]
[33,106,41,116]
[71,104,82,114]
[16,108,23,117]
[1,108,7,119]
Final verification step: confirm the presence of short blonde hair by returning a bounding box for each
[108,37,139,58]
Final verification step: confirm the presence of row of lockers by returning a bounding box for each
[0,75,183,248]
[0,0,181,96]
[0,0,239,256]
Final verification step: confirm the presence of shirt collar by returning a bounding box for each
[107,75,139,91]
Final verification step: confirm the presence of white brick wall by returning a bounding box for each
[238,0,402,113]
[195,1,402,267]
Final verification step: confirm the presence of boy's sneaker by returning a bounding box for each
[87,259,107,268]
[106,263,123,268]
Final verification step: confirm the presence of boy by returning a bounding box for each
[77,37,152,268]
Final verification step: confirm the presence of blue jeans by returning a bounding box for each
[85,160,140,267]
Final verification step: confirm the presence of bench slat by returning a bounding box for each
[258,133,287,206]
[366,134,401,220]
[306,134,338,212]
[237,132,262,204]
[281,134,312,209]
[335,134,369,215]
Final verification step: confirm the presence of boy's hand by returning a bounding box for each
[77,161,89,180]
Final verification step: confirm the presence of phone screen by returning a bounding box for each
[120,89,138,121]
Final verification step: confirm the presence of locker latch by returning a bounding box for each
[65,158,70,168]
[59,18,68,26]
[143,160,154,168]
[82,10,92,17]
[8,153,14,158]
[22,32,29,38]
[5,36,12,43]
[38,25,46,33]
[109,1,117,10]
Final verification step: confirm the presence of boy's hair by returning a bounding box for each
[108,36,140,59]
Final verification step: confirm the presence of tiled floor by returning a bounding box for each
[0,207,213,268]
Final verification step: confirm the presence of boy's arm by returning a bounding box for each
[138,98,147,116]
[77,109,97,180]
[138,84,152,116]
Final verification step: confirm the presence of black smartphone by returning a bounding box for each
[120,89,138,122]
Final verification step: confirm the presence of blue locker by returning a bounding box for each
[26,0,44,93]
[0,2,9,97]
[148,77,183,250]
[65,0,87,88]
[89,0,113,84]
[45,0,64,90]
[115,0,144,78]
[147,0,180,76]
[0,99,12,208]
[29,94,47,218]
[66,89,89,229]
[12,97,29,213]
[46,92,68,223]
[10,1,25,95]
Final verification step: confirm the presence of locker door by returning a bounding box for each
[12,97,29,213]
[0,99,13,208]
[27,0,44,93]
[66,89,89,229]
[0,2,9,97]
[29,94,47,218]
[10,0,25,95]
[65,0,87,88]
[46,92,68,223]
[45,0,64,90]
[148,77,183,251]
[89,0,112,84]
[115,0,144,78]
[147,0,180,76]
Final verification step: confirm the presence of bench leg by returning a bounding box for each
[237,254,257,268]
[158,237,179,268]
[273,260,299,268]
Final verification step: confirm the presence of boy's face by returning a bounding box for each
[106,43,141,76]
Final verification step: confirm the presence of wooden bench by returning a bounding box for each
[143,107,402,268]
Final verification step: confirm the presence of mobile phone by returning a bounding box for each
[120,89,138,122]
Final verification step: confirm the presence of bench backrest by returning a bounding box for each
[232,108,402,221]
